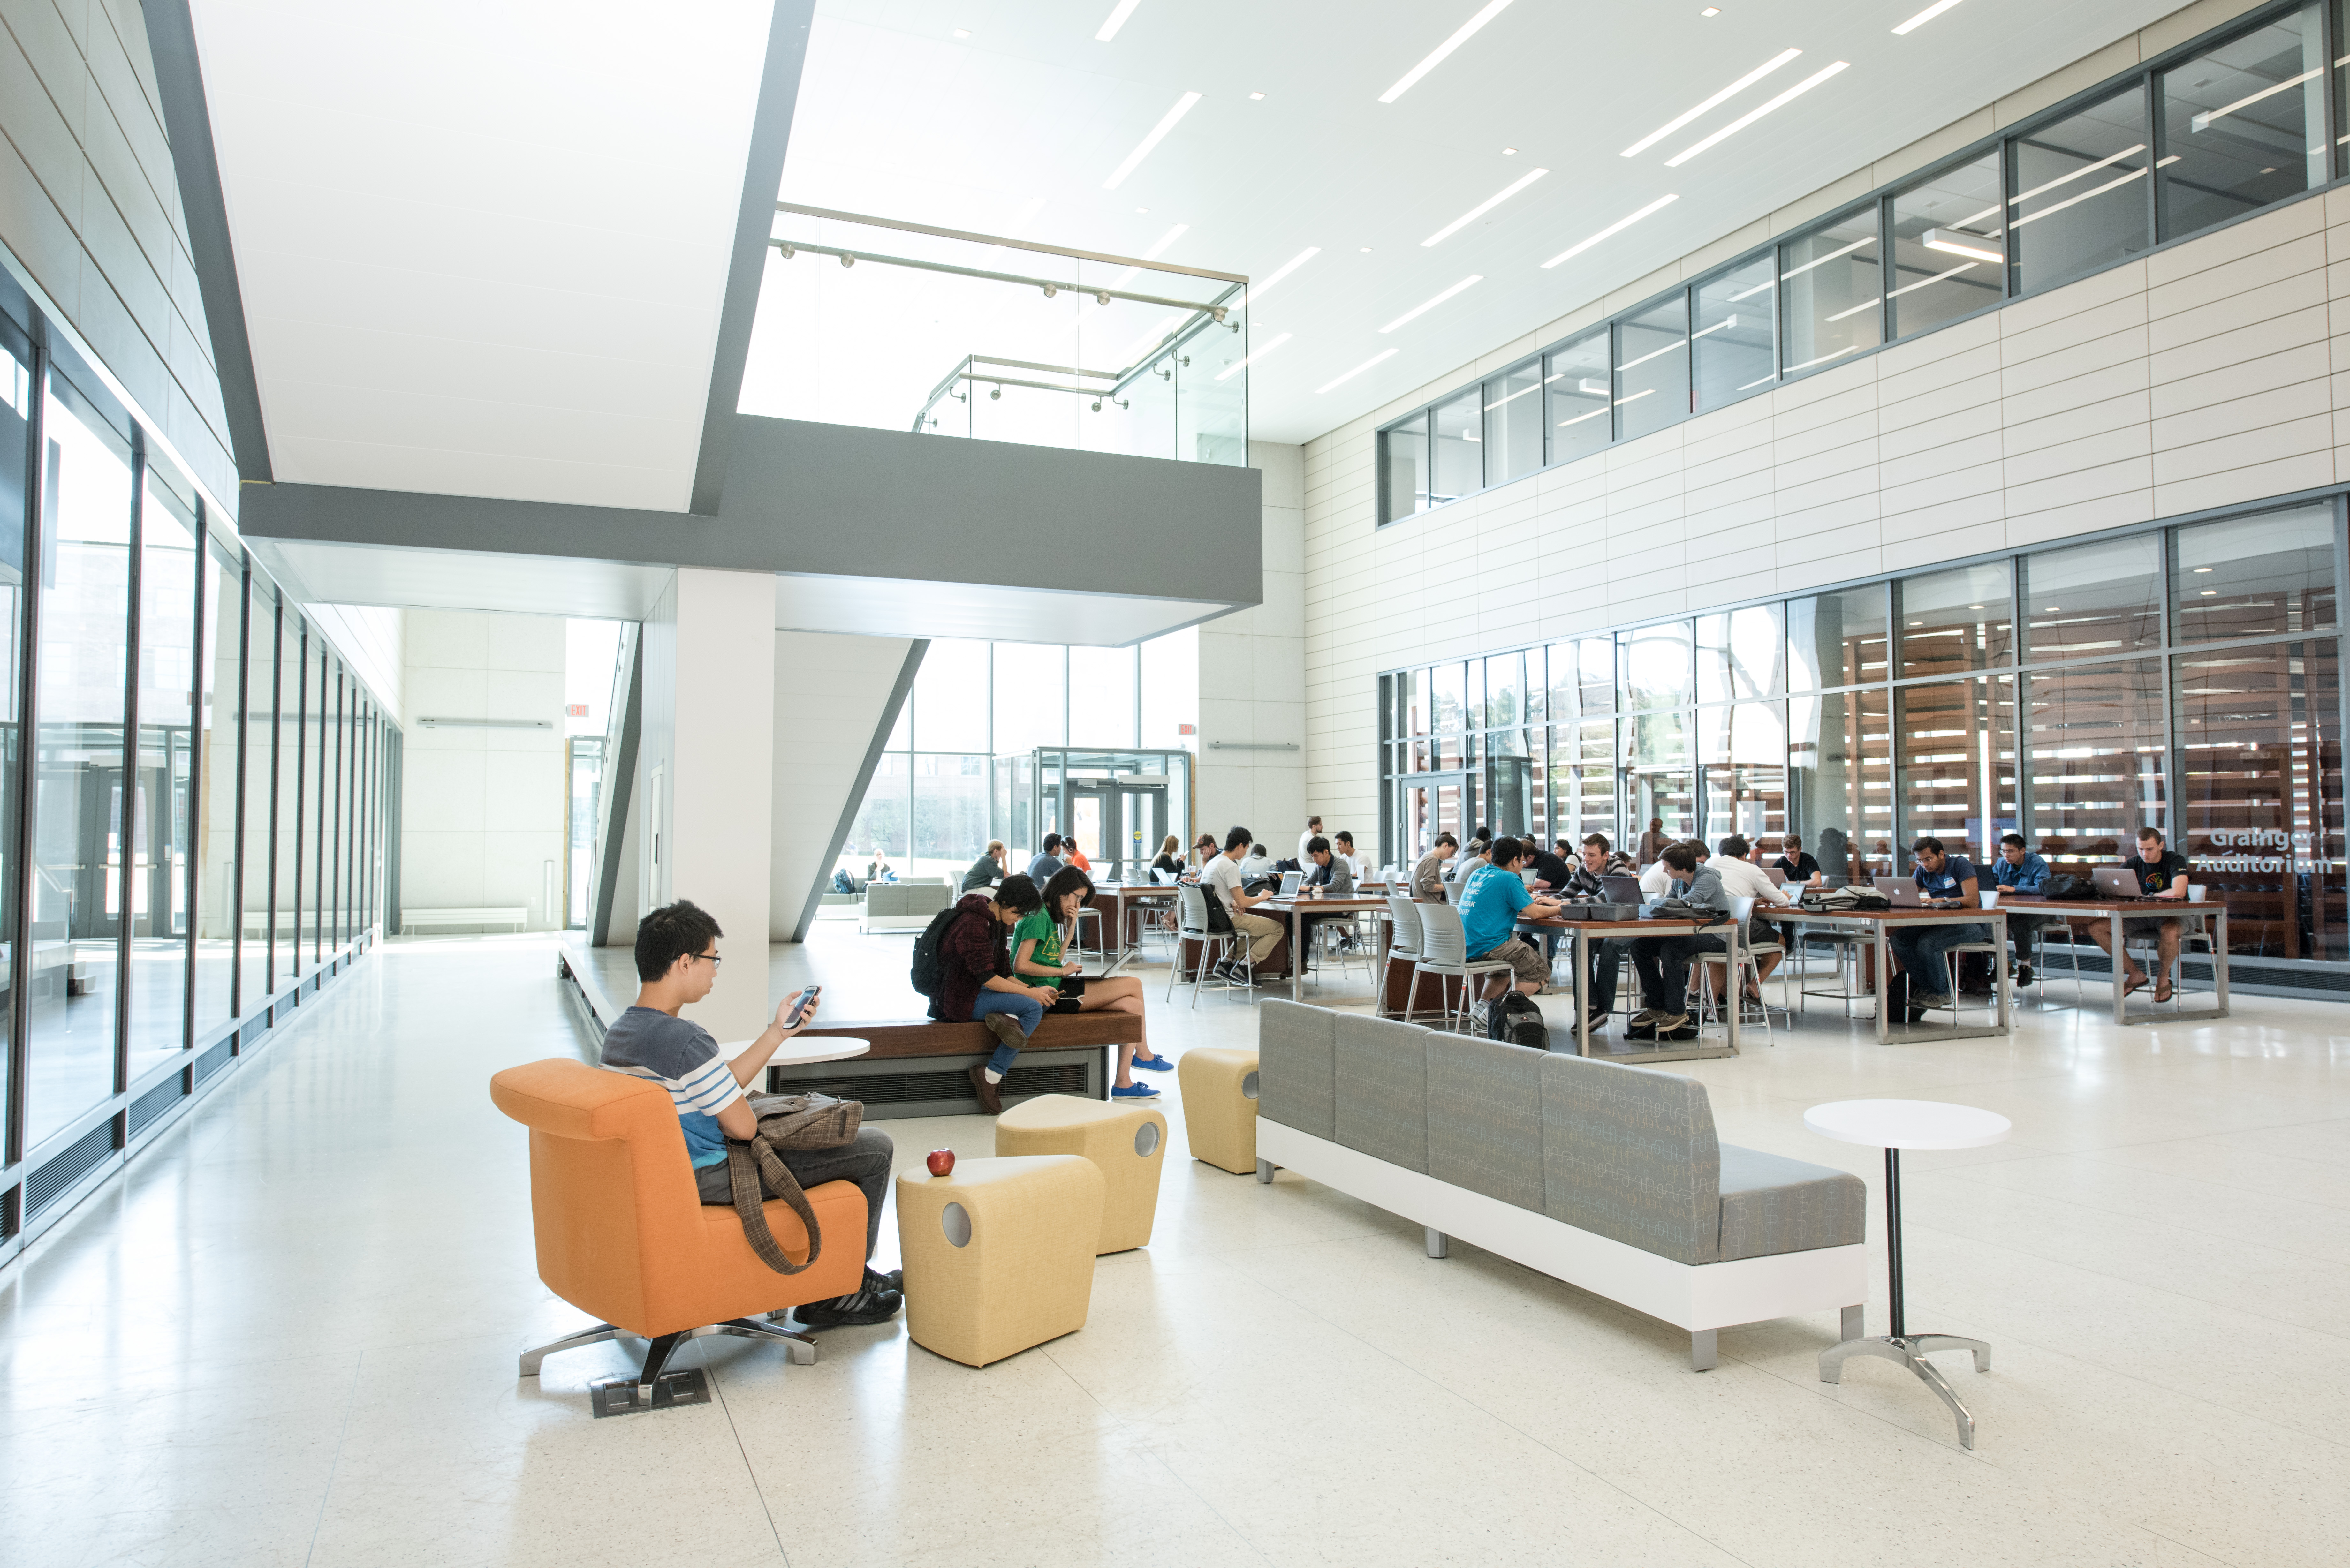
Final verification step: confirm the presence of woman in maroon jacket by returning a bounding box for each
[931,873,1054,1114]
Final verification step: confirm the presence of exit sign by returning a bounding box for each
[1178,723,1195,735]
[565,704,588,717]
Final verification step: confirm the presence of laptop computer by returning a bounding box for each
[1872,875,1926,907]
[1279,871,1303,896]
[1602,874,1645,905]
[1765,867,1787,886]
[2092,866,2146,900]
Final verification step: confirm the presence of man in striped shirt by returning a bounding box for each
[601,899,901,1329]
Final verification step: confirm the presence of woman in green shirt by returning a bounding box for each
[1016,867,1165,1098]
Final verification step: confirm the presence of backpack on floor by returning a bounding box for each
[1486,990,1550,1051]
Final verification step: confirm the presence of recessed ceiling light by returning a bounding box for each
[1249,91,1265,100]
[1094,0,1142,42]
[1245,246,1321,307]
[1968,604,1984,610]
[1317,348,1399,394]
[1135,207,1150,213]
[1910,622,1923,628]
[1665,60,1850,167]
[1502,147,1519,155]
[1422,167,1549,247]
[1622,49,1800,158]
[1360,245,1373,252]
[1215,332,1292,381]
[1540,193,1677,268]
[2044,607,2058,613]
[1891,0,1963,34]
[2193,566,2213,572]
[1378,0,1519,104]
[1102,90,1202,190]
[1380,275,1483,333]
[2202,589,2217,596]
[952,27,971,39]
[1702,6,1721,15]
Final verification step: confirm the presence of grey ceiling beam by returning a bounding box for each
[143,0,272,485]
[239,415,1263,608]
[690,0,818,516]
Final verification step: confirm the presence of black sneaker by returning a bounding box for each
[797,1285,903,1329]
[2015,962,2035,986]
[865,1266,903,1295]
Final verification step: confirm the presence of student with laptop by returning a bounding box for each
[1707,834,1793,995]
[1411,833,1458,899]
[1297,835,1358,963]
[2085,827,2191,1002]
[1888,837,1991,1013]
[1626,842,1734,1035]
[1562,834,1636,1031]
[1456,837,1562,1015]
[1774,834,1822,886]
[1990,833,2053,985]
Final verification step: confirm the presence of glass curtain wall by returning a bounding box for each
[1381,499,2346,963]
[0,299,391,1210]
[1376,0,2350,525]
[842,636,1196,884]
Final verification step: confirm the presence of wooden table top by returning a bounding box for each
[1753,905,2001,922]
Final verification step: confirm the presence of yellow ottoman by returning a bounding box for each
[1177,1048,1260,1175]
[896,1155,1103,1368]
[993,1093,1168,1254]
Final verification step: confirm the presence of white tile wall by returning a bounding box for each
[397,607,565,928]
[1303,186,2350,866]
[1195,441,1306,842]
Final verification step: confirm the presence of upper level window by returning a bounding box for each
[1545,330,1611,463]
[1781,208,1881,376]
[2174,503,2338,640]
[2009,85,2150,292]
[1616,294,1688,441]
[1484,362,1543,486]
[1382,409,1429,524]
[1692,257,1776,410]
[1890,153,2004,338]
[2159,4,2326,241]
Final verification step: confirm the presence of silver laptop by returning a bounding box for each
[1765,867,1787,886]
[1873,875,1926,907]
[1602,874,1645,904]
[1278,870,1303,896]
[2093,866,2145,900]
[1519,869,1539,889]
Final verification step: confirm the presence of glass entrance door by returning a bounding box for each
[1067,783,1166,882]
[1399,770,1473,864]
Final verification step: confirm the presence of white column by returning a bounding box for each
[1195,441,1307,846]
[643,568,777,1039]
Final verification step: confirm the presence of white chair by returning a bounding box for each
[1697,896,1785,1041]
[1166,884,1244,1009]
[1380,896,1428,1021]
[1412,901,1517,1034]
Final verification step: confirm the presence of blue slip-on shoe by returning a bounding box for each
[1112,1081,1162,1099]
[1131,1053,1175,1072]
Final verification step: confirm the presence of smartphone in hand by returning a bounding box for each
[781,986,820,1029]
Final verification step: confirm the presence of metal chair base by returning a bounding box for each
[1820,1333,1992,1449]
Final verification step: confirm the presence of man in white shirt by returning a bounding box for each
[1205,825,1285,979]
[1332,830,1365,880]
[1235,843,1273,882]
[1707,834,1792,989]
[1295,816,1323,865]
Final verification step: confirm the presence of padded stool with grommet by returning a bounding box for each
[1176,1048,1260,1175]
[992,1093,1168,1254]
[894,1155,1103,1368]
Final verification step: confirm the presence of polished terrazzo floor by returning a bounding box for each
[1,923,2344,1566]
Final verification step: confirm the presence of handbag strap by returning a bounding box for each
[725,1135,825,1276]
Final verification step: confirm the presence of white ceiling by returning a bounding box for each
[189,0,773,510]
[769,0,2194,444]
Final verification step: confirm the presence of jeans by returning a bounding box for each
[1584,938,1627,1014]
[1888,923,1990,995]
[1629,933,1729,1012]
[972,989,1044,1074]
[2003,911,2055,966]
[695,1125,897,1262]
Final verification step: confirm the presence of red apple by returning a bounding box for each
[926,1148,956,1177]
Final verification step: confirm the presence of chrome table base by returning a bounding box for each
[1820,1332,1992,1449]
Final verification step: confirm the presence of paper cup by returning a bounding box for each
[1979,890,2000,909]
[2187,885,2208,903]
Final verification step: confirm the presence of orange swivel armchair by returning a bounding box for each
[491,1059,867,1405]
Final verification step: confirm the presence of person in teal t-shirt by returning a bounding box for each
[1454,837,1563,1013]
[1012,866,1164,1097]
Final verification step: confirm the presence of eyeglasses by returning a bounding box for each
[692,951,723,966]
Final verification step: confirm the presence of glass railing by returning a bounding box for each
[740,205,1247,466]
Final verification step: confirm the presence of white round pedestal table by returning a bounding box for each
[1804,1098,2011,1450]
[716,1037,874,1069]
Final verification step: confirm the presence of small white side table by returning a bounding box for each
[716,1037,874,1068]
[1804,1098,2012,1449]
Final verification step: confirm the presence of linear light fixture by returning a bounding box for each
[1484,378,1542,410]
[1103,91,1202,189]
[2191,66,2321,133]
[1921,228,2002,263]
[1317,348,1398,394]
[1687,314,1738,342]
[2010,143,2144,206]
[1891,0,1963,34]
[1621,49,1801,158]
[1379,0,1517,103]
[1823,296,1881,322]
[1556,406,1609,427]
[1380,275,1483,332]
[1779,233,1871,281]
[1886,259,1979,298]
[1664,60,1848,167]
[1423,167,1550,246]
[1108,222,1190,289]
[1540,193,1677,268]
[1214,332,1291,381]
[1246,245,1321,307]
[1095,0,1142,41]
[2009,165,2148,228]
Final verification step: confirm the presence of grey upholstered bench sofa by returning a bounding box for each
[1255,1000,1868,1369]
[859,881,955,933]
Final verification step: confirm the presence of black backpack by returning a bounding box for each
[1487,990,1550,1051]
[909,903,968,1002]
[2040,874,2095,900]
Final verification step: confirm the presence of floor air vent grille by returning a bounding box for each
[25,1122,116,1220]
[194,1038,234,1083]
[786,1061,1092,1106]
[128,1074,185,1137]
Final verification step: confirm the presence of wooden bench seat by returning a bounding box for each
[767,1014,1144,1118]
